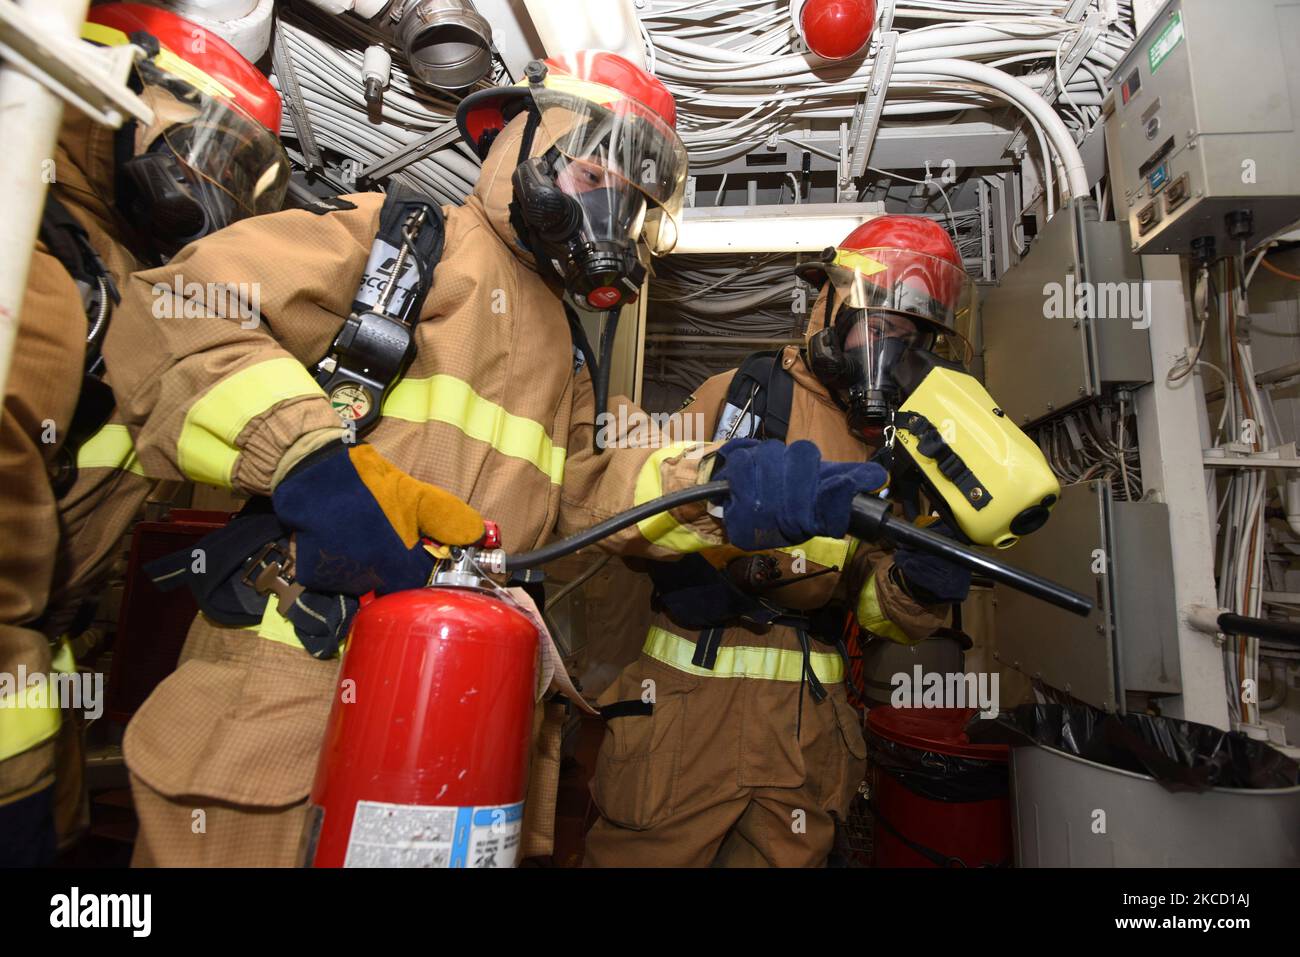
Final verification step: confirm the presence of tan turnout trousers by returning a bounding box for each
[584,344,949,867]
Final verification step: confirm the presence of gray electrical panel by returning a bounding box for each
[994,481,1180,712]
[1104,0,1300,255]
[982,201,1151,428]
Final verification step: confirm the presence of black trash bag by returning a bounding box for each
[866,732,1008,803]
[966,703,1300,793]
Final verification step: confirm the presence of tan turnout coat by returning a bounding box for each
[105,113,722,866]
[0,111,156,844]
[584,326,950,867]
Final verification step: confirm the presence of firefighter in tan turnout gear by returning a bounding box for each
[584,216,978,867]
[106,50,886,867]
[0,3,290,866]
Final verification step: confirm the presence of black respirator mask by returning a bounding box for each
[809,297,930,435]
[511,151,647,311]
[117,138,238,258]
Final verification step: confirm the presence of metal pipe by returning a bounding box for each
[894,58,1090,200]
[0,0,92,423]
[520,0,646,67]
[1188,604,1300,649]
[396,0,494,90]
[1205,358,1300,404]
[1260,660,1288,713]
[645,335,802,346]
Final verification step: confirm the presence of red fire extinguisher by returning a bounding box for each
[302,523,540,868]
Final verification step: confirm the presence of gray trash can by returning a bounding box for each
[1012,743,1300,867]
[860,632,965,710]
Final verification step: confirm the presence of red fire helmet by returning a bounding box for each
[457,50,687,255]
[457,50,678,157]
[84,2,282,134]
[819,214,972,339]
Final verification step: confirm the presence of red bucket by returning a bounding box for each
[866,707,1011,868]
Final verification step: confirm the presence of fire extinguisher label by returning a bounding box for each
[343,799,524,868]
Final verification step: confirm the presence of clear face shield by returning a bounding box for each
[123,58,290,254]
[518,83,687,310]
[821,247,975,438]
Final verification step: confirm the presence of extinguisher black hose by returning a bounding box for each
[501,483,1093,616]
[590,309,619,455]
[504,480,730,570]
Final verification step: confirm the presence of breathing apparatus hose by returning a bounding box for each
[496,482,1093,617]
[591,310,619,455]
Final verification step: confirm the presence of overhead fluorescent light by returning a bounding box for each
[672,202,885,254]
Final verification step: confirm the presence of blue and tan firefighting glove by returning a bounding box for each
[712,438,887,551]
[272,442,484,596]
[892,518,972,604]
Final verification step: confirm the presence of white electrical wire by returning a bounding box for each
[273,13,480,205]
[270,0,1133,207]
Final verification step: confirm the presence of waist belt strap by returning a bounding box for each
[642,627,845,684]
[145,511,282,625]
[691,627,724,670]
[794,627,829,740]
[599,700,654,720]
[648,554,784,632]
[795,629,828,704]
[145,508,355,659]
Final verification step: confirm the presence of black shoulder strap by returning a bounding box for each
[38,192,119,369]
[39,194,122,498]
[39,193,104,288]
[721,350,795,443]
[314,187,445,437]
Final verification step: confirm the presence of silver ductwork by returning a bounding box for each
[394,0,493,91]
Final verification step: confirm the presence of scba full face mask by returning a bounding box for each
[515,76,686,310]
[458,52,687,312]
[511,146,652,311]
[84,3,289,258]
[809,300,935,439]
[119,68,289,257]
[807,234,974,441]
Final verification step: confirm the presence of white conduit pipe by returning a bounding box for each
[652,26,1117,76]
[895,58,1090,200]
[522,0,647,66]
[0,0,92,415]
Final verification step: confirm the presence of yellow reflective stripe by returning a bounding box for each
[0,670,63,763]
[542,74,625,106]
[241,596,303,649]
[178,358,328,488]
[778,536,851,570]
[80,23,129,47]
[633,442,713,553]
[643,626,844,684]
[832,250,888,275]
[75,424,145,476]
[855,572,917,645]
[50,638,75,675]
[243,597,353,655]
[382,375,567,485]
[80,23,236,101]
